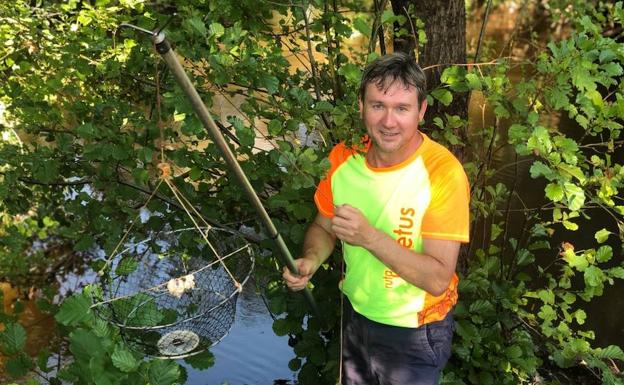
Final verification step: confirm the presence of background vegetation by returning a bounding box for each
[1,0,623,384]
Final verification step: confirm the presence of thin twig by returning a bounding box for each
[300,0,332,131]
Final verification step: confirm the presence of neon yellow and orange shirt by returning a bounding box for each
[315,133,470,328]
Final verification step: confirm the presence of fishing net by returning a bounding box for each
[93,226,255,359]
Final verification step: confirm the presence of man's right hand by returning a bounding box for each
[282,257,320,291]
[282,213,336,291]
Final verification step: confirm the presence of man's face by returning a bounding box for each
[359,80,427,166]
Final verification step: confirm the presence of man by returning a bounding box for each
[283,52,470,385]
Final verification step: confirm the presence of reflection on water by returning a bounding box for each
[183,279,296,385]
[1,276,295,384]
[0,283,57,380]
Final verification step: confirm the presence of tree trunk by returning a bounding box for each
[390,0,468,153]
[390,0,470,271]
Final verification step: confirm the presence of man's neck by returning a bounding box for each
[367,131,423,168]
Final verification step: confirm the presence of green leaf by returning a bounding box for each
[74,234,94,252]
[505,345,523,360]
[609,267,624,279]
[91,317,112,339]
[516,249,535,266]
[431,88,452,106]
[69,329,105,361]
[465,73,482,90]
[111,293,163,327]
[272,318,290,336]
[468,299,494,314]
[594,228,611,243]
[381,9,396,24]
[595,345,624,361]
[537,289,555,305]
[537,304,556,322]
[595,245,613,263]
[562,219,579,231]
[259,73,279,95]
[115,257,138,276]
[288,357,302,371]
[353,16,371,37]
[599,49,616,63]
[111,344,139,373]
[268,119,282,136]
[507,124,528,143]
[562,249,587,270]
[441,66,469,92]
[455,320,481,342]
[574,309,587,325]
[557,163,586,184]
[185,17,207,37]
[76,123,96,139]
[183,350,215,370]
[530,161,555,180]
[0,323,27,355]
[338,63,361,84]
[147,359,180,385]
[563,182,585,211]
[527,126,553,154]
[55,293,93,326]
[586,89,604,109]
[561,292,576,304]
[545,183,564,202]
[584,265,604,287]
[315,100,333,112]
[6,353,33,378]
[188,167,202,181]
[209,22,225,38]
[228,116,255,147]
[37,348,52,373]
[602,62,623,77]
[138,147,153,164]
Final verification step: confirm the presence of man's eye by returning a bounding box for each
[372,104,383,109]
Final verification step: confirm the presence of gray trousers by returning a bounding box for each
[342,300,454,385]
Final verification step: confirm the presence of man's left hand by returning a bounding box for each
[331,204,378,248]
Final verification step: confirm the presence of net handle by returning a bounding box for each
[151,32,320,320]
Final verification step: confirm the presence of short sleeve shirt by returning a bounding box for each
[314,133,470,327]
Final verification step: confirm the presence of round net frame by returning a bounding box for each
[94,226,255,359]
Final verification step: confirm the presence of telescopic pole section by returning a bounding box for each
[151,32,320,318]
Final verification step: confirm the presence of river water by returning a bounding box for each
[0,278,296,385]
[182,281,296,385]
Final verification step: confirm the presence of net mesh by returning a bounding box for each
[94,226,254,359]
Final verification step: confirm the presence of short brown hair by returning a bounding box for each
[359,52,427,104]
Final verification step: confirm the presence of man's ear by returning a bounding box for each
[418,99,428,122]
[358,97,364,119]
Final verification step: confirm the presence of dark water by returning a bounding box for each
[1,272,297,385]
[182,282,297,385]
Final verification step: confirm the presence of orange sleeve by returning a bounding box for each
[314,172,334,218]
[313,143,359,218]
[421,159,470,242]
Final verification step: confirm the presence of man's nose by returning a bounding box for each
[382,110,397,127]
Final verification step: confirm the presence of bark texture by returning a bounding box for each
[390,0,468,145]
[390,0,470,269]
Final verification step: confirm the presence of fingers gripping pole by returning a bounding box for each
[151,32,320,318]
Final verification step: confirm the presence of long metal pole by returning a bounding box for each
[151,32,320,317]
